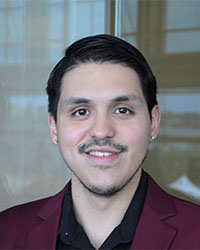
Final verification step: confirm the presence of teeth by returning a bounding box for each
[89,151,113,157]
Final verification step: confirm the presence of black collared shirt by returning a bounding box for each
[56,171,147,250]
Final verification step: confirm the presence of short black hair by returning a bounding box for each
[46,34,158,122]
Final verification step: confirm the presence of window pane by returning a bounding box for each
[8,0,23,8]
[49,4,63,41]
[0,47,5,64]
[7,46,21,64]
[49,43,63,63]
[121,0,138,33]
[165,31,200,53]
[166,0,200,29]
[8,9,23,42]
[0,11,5,43]
[69,0,105,41]
[0,0,7,8]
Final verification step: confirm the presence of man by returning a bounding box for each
[0,34,200,249]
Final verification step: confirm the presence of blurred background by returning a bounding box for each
[0,0,200,211]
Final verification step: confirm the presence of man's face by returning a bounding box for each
[49,63,160,196]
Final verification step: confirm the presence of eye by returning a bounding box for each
[115,107,133,115]
[73,108,89,116]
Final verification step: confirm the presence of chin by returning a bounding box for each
[81,175,134,198]
[85,184,123,197]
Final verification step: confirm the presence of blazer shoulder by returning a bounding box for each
[0,185,67,248]
[146,173,200,245]
[0,196,51,228]
[0,197,51,248]
[169,195,200,227]
[0,183,67,222]
[147,173,200,218]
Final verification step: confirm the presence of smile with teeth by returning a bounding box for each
[88,151,115,157]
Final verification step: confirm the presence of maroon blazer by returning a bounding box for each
[1,174,200,249]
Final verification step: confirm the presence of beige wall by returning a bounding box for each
[0,0,200,211]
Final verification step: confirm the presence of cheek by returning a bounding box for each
[58,124,89,165]
[117,122,150,147]
[58,123,88,149]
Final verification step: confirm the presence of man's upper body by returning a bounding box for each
[1,34,200,249]
[1,172,200,249]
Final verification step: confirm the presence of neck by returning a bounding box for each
[71,169,142,249]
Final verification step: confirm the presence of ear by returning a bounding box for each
[150,105,161,140]
[48,113,58,145]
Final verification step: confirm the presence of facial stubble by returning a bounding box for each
[61,147,148,198]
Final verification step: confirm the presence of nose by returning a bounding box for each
[89,112,115,139]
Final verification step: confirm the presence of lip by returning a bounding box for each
[84,147,121,166]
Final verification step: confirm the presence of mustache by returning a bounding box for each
[78,138,128,154]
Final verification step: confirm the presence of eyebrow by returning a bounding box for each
[110,94,143,104]
[61,94,143,110]
[61,97,91,108]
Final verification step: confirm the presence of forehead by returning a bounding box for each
[60,62,144,101]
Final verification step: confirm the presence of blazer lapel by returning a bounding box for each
[26,185,67,249]
[26,211,61,249]
[131,206,177,249]
[131,174,178,249]
[25,175,178,249]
